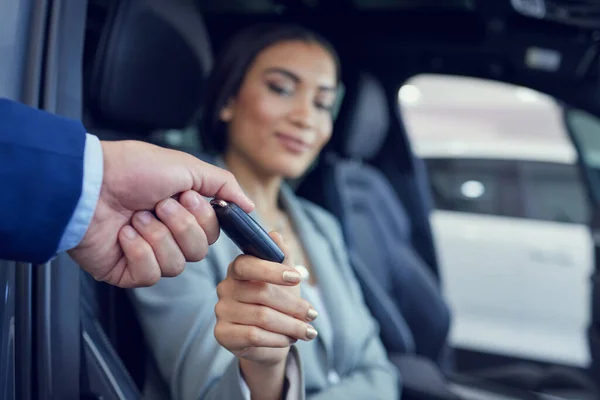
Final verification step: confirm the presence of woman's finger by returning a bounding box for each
[131,211,186,277]
[215,301,318,342]
[234,280,318,322]
[214,322,297,352]
[228,255,302,285]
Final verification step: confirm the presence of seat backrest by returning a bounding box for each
[81,0,214,393]
[84,0,213,151]
[298,71,451,365]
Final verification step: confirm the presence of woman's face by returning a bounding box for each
[221,40,338,179]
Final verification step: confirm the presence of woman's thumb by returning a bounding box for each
[269,231,294,268]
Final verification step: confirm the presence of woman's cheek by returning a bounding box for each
[253,95,285,123]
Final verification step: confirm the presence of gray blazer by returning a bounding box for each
[129,184,400,400]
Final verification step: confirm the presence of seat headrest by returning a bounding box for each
[332,72,390,160]
[87,0,213,133]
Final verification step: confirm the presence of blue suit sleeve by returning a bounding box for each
[0,98,97,263]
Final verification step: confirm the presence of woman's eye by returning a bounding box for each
[267,82,294,96]
[315,102,334,112]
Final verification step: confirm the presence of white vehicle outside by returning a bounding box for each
[401,74,594,368]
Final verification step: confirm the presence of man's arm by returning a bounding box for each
[0,98,88,263]
[0,98,255,288]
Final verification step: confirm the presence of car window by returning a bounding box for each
[566,109,600,168]
[518,161,590,225]
[425,157,522,218]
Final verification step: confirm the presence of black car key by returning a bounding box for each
[210,199,285,263]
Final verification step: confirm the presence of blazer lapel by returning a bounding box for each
[279,186,349,371]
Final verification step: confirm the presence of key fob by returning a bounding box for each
[210,199,285,263]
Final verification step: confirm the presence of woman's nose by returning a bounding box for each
[289,98,316,129]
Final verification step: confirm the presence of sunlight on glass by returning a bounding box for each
[398,84,422,105]
[461,180,485,199]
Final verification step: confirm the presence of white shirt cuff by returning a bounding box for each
[238,350,302,400]
[56,133,103,253]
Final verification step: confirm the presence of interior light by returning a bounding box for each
[515,87,540,103]
[398,84,422,104]
[461,180,485,199]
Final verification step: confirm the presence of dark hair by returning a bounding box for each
[200,23,341,154]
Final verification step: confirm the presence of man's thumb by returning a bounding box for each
[188,159,254,212]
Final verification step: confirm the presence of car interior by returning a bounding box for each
[3,0,600,399]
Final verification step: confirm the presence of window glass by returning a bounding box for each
[567,109,600,168]
[401,74,588,224]
[426,158,521,218]
[518,161,590,225]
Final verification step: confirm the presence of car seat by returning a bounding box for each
[297,69,600,400]
[297,71,452,366]
[81,0,214,394]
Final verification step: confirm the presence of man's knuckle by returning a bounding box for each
[136,269,160,287]
[214,323,226,345]
[246,327,262,346]
[148,225,169,243]
[216,281,228,298]
[169,257,186,275]
[180,213,198,232]
[183,241,207,263]
[160,212,190,238]
[128,242,148,261]
[214,302,225,319]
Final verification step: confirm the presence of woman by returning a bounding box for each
[129,24,399,400]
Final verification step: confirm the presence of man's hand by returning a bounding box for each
[67,140,254,288]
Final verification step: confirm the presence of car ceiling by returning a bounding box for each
[86,0,600,117]
[193,0,600,117]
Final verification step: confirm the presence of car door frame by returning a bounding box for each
[1,0,49,398]
[0,0,88,398]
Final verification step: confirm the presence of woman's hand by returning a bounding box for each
[214,232,318,368]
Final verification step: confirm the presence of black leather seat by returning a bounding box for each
[298,71,452,366]
[297,71,600,400]
[84,0,213,153]
[81,0,214,396]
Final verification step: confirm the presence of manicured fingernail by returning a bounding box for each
[283,271,301,283]
[137,211,152,226]
[307,308,319,321]
[123,226,137,240]
[161,198,176,215]
[306,326,318,340]
[184,192,200,210]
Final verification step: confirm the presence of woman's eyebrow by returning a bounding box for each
[263,67,337,92]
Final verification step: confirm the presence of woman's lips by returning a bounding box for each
[275,133,311,154]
